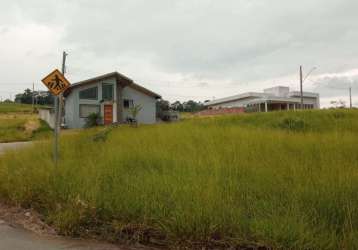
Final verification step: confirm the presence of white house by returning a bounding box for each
[63,72,161,128]
[205,86,320,112]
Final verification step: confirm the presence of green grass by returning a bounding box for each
[0,114,52,143]
[0,103,52,142]
[0,109,357,249]
[0,103,35,113]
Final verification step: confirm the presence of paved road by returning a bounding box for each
[0,141,32,155]
[0,219,144,250]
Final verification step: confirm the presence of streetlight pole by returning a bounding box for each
[299,66,317,110]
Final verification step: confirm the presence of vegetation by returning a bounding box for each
[0,114,52,143]
[15,88,54,105]
[0,102,36,113]
[156,99,206,115]
[0,109,357,249]
[0,103,52,142]
[84,113,102,128]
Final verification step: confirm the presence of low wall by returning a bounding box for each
[38,108,55,129]
[195,107,245,116]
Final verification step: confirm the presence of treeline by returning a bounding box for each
[14,89,54,105]
[157,99,208,113]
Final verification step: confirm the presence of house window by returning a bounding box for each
[79,104,100,118]
[79,86,98,100]
[102,83,114,101]
[123,99,134,108]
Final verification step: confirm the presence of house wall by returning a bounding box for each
[122,86,157,124]
[65,77,157,128]
[65,77,118,128]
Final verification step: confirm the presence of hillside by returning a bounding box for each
[0,103,51,142]
[0,109,357,249]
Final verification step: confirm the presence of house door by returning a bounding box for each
[104,104,113,125]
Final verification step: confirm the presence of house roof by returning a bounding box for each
[65,72,161,99]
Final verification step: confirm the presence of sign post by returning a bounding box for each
[41,66,70,166]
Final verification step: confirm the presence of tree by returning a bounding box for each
[14,89,54,105]
[156,99,170,117]
[182,100,205,112]
[3,99,13,103]
[171,101,184,112]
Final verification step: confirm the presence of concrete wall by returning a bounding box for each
[122,86,157,124]
[38,108,55,129]
[264,86,290,97]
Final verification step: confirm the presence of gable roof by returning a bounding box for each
[65,72,161,99]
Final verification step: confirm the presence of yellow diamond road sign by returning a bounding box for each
[42,69,70,96]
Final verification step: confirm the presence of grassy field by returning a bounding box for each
[0,103,52,142]
[0,103,36,113]
[0,109,357,249]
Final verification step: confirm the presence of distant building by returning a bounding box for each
[63,72,161,128]
[204,86,320,112]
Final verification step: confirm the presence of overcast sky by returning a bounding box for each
[1,0,358,107]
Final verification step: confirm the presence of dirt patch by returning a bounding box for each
[24,119,40,134]
[0,202,56,236]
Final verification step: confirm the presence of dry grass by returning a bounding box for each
[0,109,357,249]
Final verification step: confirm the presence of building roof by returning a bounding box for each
[65,72,161,99]
[205,86,319,106]
[204,92,264,106]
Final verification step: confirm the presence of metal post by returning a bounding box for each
[53,51,68,167]
[300,66,303,109]
[349,87,352,109]
[32,83,35,111]
[53,95,59,166]
[265,101,268,112]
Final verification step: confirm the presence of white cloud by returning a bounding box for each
[0,0,357,105]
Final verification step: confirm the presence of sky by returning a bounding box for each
[0,0,358,107]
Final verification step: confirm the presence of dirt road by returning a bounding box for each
[0,220,125,250]
[0,141,32,155]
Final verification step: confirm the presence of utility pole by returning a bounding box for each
[53,51,68,167]
[300,65,303,109]
[32,83,35,110]
[349,87,352,109]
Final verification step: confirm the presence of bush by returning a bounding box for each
[278,117,306,131]
[85,113,101,128]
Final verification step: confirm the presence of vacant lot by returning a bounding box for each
[0,103,52,142]
[0,103,36,113]
[0,109,357,249]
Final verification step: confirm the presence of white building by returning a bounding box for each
[63,72,161,128]
[204,86,320,112]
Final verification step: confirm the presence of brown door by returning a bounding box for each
[104,104,113,125]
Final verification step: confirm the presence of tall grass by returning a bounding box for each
[0,114,51,142]
[0,109,357,249]
[0,103,35,113]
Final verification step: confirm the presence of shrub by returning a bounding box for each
[85,113,102,128]
[278,117,306,131]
